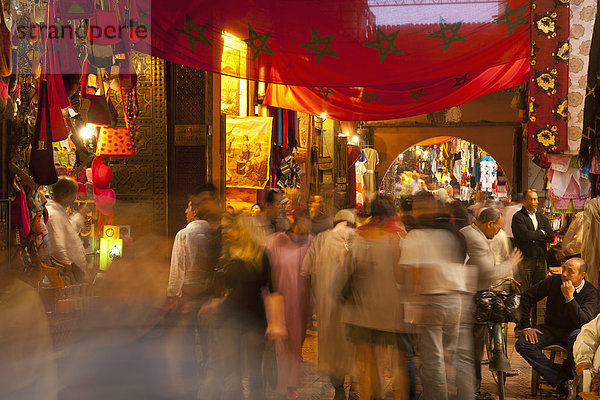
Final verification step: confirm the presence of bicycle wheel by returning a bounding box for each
[488,323,509,386]
[497,371,506,400]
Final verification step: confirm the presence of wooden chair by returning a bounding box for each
[530,344,568,396]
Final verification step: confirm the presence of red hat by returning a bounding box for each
[92,156,113,195]
[94,188,116,215]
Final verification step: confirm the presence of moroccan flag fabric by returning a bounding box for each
[123,0,529,118]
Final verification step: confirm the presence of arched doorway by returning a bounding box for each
[380,136,510,202]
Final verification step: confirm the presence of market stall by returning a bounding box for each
[380,137,508,202]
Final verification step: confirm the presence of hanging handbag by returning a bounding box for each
[81,61,111,126]
[96,126,135,156]
[30,81,59,185]
[45,77,70,141]
[90,0,120,45]
[0,1,11,77]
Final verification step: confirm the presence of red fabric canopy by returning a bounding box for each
[131,0,529,87]
[264,58,528,120]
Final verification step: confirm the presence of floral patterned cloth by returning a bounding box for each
[568,0,597,154]
[528,0,569,153]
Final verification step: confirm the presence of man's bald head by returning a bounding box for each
[562,257,587,287]
[565,257,587,273]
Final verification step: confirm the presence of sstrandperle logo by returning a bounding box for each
[15,20,149,43]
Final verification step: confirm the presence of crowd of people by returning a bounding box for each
[163,183,600,400]
[4,176,600,400]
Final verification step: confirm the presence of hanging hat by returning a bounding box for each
[94,188,116,215]
[92,156,115,215]
[92,156,113,194]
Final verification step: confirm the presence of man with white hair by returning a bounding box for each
[460,208,522,399]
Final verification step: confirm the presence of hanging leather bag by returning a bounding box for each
[80,61,111,126]
[30,81,59,185]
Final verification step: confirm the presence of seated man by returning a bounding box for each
[573,313,600,392]
[515,257,598,396]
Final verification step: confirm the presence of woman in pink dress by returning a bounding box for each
[266,210,313,400]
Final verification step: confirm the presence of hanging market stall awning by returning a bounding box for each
[130,0,529,88]
[263,57,528,120]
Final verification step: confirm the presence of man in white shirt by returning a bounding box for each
[167,191,219,303]
[398,191,467,400]
[166,189,221,398]
[511,190,554,291]
[46,177,88,284]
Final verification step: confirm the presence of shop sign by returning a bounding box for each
[318,156,333,171]
[174,124,207,146]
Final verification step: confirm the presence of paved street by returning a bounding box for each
[260,323,565,400]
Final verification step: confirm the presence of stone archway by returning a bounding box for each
[379,136,511,195]
[373,124,519,189]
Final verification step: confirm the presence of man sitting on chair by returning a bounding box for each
[573,311,600,392]
[515,257,598,397]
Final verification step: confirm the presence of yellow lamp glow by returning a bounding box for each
[80,125,95,140]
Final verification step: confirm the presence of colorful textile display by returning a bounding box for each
[480,155,497,192]
[568,0,598,154]
[547,155,591,213]
[580,3,600,169]
[362,148,379,197]
[528,0,569,153]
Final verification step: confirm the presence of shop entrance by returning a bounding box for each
[380,136,510,202]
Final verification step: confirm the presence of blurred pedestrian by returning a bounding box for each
[460,208,522,399]
[399,191,467,400]
[253,190,291,242]
[0,257,57,400]
[343,200,411,400]
[166,188,222,398]
[202,214,275,400]
[266,209,314,400]
[46,176,89,284]
[302,209,358,400]
[309,195,333,235]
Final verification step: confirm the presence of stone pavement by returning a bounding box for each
[262,323,565,400]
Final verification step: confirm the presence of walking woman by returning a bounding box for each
[202,214,274,400]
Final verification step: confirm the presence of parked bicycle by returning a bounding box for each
[475,277,521,400]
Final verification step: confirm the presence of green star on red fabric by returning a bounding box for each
[316,87,335,99]
[299,27,339,65]
[453,73,471,87]
[175,14,211,51]
[243,24,274,61]
[363,26,403,63]
[495,3,528,37]
[138,9,151,32]
[362,91,379,104]
[428,17,467,53]
[408,88,425,102]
